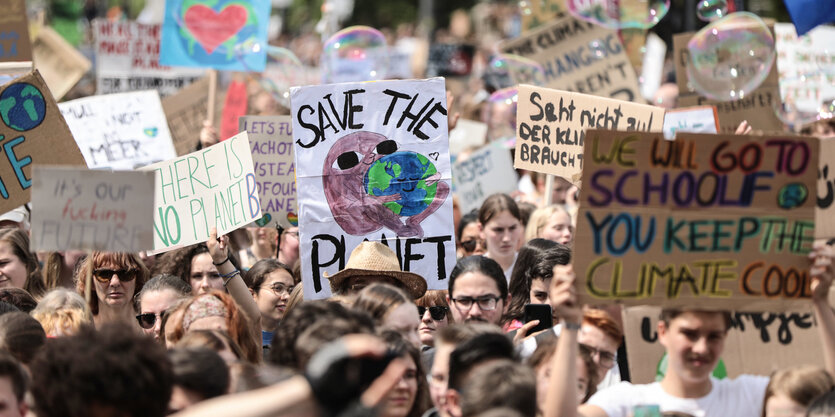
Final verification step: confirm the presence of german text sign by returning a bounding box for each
[575,129,819,311]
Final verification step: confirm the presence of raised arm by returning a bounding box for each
[810,241,835,378]
[207,228,262,339]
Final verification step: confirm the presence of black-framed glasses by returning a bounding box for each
[93,268,139,283]
[460,238,483,253]
[451,295,501,311]
[580,343,617,368]
[262,282,295,296]
[418,306,448,321]
[136,312,162,329]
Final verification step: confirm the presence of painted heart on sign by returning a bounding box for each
[183,4,248,55]
[255,213,272,227]
[286,212,298,226]
[143,127,158,137]
[428,152,439,161]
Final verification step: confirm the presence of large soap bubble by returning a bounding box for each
[483,87,518,141]
[686,12,775,101]
[566,0,670,30]
[236,42,303,107]
[697,0,727,22]
[321,25,389,83]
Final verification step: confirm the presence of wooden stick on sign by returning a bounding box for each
[207,69,218,123]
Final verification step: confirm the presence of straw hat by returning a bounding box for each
[326,242,427,299]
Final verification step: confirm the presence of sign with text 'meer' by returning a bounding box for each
[575,129,819,311]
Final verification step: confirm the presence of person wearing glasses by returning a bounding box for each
[578,308,624,390]
[456,211,485,258]
[446,256,508,326]
[75,251,150,330]
[415,290,452,349]
[243,259,295,354]
[135,274,193,342]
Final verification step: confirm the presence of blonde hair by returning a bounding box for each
[30,288,92,337]
[524,205,571,243]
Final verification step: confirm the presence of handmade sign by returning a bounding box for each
[160,0,270,71]
[143,131,261,253]
[774,23,835,117]
[575,129,819,311]
[520,0,564,31]
[291,78,456,299]
[452,142,517,214]
[0,0,32,63]
[30,167,155,252]
[94,19,204,97]
[449,119,488,156]
[426,44,475,77]
[515,85,665,184]
[59,91,178,170]
[816,137,835,239]
[0,62,32,86]
[161,76,224,156]
[239,115,297,228]
[501,14,643,102]
[31,27,91,100]
[220,80,247,141]
[662,106,719,140]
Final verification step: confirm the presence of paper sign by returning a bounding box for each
[449,119,488,156]
[774,23,835,115]
[30,167,155,252]
[452,142,517,214]
[426,44,475,77]
[160,0,270,71]
[291,78,456,300]
[143,131,261,253]
[220,80,247,141]
[93,19,204,97]
[31,27,91,100]
[239,115,297,228]
[515,85,665,184]
[0,0,32,63]
[0,62,32,86]
[816,137,835,239]
[662,106,719,140]
[501,14,643,102]
[575,129,819,311]
[161,76,224,156]
[59,91,178,170]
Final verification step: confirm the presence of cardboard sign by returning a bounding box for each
[816,137,835,239]
[0,62,32,86]
[30,167,155,252]
[161,76,224,156]
[501,14,643,102]
[520,0,565,31]
[59,91,178,170]
[160,0,270,71]
[0,71,86,213]
[220,80,247,141]
[31,27,91,100]
[662,106,719,140]
[291,78,456,299]
[239,115,297,228]
[143,131,261,253]
[449,119,488,156]
[774,23,835,116]
[93,20,204,97]
[0,0,32,63]
[426,44,475,77]
[452,142,517,214]
[515,85,664,184]
[575,129,818,311]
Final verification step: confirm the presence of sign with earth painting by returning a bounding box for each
[291,78,456,299]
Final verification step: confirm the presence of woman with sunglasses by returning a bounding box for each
[76,252,149,330]
[243,259,295,354]
[135,274,193,342]
[456,211,485,258]
[415,290,451,349]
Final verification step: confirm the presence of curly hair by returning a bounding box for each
[75,252,150,316]
[30,288,92,337]
[503,239,570,324]
[152,243,240,291]
[175,290,260,363]
[0,227,45,298]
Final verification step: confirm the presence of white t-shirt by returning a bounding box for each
[587,375,769,417]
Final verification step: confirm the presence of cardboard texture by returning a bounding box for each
[774,23,835,116]
[816,137,835,239]
[161,76,224,156]
[0,0,32,63]
[662,105,719,140]
[0,71,86,213]
[30,167,155,252]
[31,27,91,101]
[452,141,518,214]
[501,14,644,102]
[575,129,819,311]
[515,85,664,184]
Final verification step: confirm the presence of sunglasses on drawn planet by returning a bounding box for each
[136,311,164,329]
[418,306,448,321]
[93,268,139,283]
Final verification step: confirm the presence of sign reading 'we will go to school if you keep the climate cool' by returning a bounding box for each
[574,129,819,312]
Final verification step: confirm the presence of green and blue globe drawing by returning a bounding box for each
[0,82,46,132]
[365,152,438,217]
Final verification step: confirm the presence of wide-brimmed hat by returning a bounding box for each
[326,242,427,299]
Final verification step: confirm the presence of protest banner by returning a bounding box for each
[816,137,835,239]
[501,14,644,102]
[0,71,86,213]
[426,44,475,77]
[93,20,204,97]
[30,167,155,252]
[515,85,664,184]
[291,78,456,299]
[452,142,517,214]
[143,131,261,253]
[239,115,297,228]
[662,105,719,140]
[160,0,270,72]
[161,76,224,156]
[31,27,91,100]
[449,119,488,156]
[520,0,564,31]
[774,23,835,117]
[59,91,178,170]
[0,0,32,63]
[220,80,247,141]
[575,129,819,311]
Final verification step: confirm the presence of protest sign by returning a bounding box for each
[291,78,456,299]
[31,27,91,100]
[774,23,835,117]
[161,76,224,156]
[239,115,297,228]
[816,137,835,239]
[59,91,178,170]
[30,167,155,252]
[575,129,818,311]
[0,0,32,63]
[520,0,564,31]
[449,119,488,156]
[0,71,86,213]
[0,62,32,86]
[452,142,517,214]
[662,106,719,140]
[143,131,261,253]
[426,44,475,77]
[160,0,270,71]
[501,14,643,102]
[93,20,204,97]
[515,85,664,184]
[220,80,247,141]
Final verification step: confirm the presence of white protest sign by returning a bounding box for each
[775,23,835,114]
[30,167,155,252]
[143,131,261,253]
[662,106,719,140]
[292,78,456,299]
[59,90,178,170]
[449,119,488,156]
[452,142,517,214]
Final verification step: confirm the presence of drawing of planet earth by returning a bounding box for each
[365,152,439,217]
[0,82,46,132]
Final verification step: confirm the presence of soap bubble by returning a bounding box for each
[566,0,670,29]
[235,43,304,108]
[686,12,775,101]
[483,87,518,141]
[485,54,546,90]
[697,0,727,22]
[774,92,835,130]
[321,25,388,83]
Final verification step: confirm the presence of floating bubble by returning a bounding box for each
[483,87,518,141]
[566,0,670,30]
[774,93,835,131]
[697,0,727,22]
[485,54,546,90]
[686,12,775,102]
[519,0,533,15]
[235,43,303,108]
[321,25,389,83]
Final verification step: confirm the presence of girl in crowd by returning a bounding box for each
[30,288,92,337]
[42,250,85,290]
[237,227,277,270]
[176,290,261,363]
[524,205,574,246]
[478,194,523,279]
[154,244,229,295]
[76,252,149,330]
[529,337,599,408]
[457,211,485,258]
[415,290,451,349]
[0,227,46,298]
[354,283,421,348]
[244,259,295,350]
[380,331,432,417]
[135,274,193,342]
[762,366,834,417]
[503,239,571,332]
